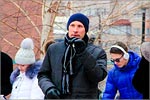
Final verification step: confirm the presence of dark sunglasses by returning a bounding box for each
[111,55,123,63]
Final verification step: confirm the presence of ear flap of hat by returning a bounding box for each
[111,45,129,60]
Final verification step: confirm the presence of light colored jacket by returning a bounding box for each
[10,60,44,99]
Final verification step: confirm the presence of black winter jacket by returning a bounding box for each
[38,41,107,99]
[132,56,149,99]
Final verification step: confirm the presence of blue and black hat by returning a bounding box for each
[67,13,89,33]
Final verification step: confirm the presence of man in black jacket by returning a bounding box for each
[132,42,150,99]
[38,13,107,99]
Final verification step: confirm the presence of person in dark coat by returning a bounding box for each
[132,42,150,99]
[43,40,55,55]
[1,51,13,99]
[37,13,107,99]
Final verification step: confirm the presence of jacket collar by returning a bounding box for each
[10,60,42,84]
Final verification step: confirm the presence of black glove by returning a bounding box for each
[46,88,60,99]
[73,38,87,54]
[66,37,78,45]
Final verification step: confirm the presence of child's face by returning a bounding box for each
[17,64,30,73]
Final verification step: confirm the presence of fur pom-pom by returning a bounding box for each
[20,38,34,49]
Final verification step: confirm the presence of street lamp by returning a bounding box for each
[141,8,146,43]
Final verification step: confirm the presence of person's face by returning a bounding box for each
[68,21,86,39]
[17,64,30,73]
[110,53,128,68]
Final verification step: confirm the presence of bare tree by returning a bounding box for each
[1,0,150,60]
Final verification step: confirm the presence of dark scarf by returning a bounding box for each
[61,33,88,95]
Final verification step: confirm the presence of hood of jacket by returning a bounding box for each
[10,60,42,84]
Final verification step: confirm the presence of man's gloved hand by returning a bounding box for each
[45,88,60,99]
[73,38,87,54]
[67,37,78,45]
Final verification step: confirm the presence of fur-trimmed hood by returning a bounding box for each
[10,60,42,84]
[141,42,150,62]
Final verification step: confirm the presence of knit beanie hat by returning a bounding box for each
[140,42,150,62]
[67,13,89,33]
[15,38,35,64]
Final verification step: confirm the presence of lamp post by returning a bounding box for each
[141,8,146,43]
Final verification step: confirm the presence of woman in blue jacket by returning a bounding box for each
[102,41,143,99]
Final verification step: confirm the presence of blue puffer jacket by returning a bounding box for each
[102,51,143,99]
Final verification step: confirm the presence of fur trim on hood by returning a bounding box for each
[10,60,42,84]
[141,42,150,62]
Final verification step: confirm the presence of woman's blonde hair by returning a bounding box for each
[44,40,55,54]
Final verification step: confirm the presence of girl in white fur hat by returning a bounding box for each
[9,38,44,99]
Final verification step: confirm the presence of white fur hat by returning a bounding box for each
[141,42,150,62]
[15,38,35,64]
